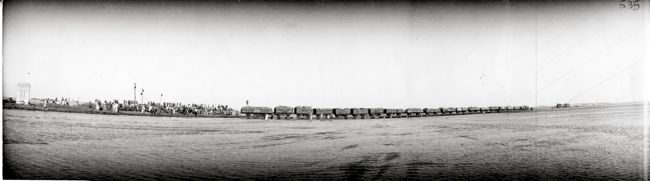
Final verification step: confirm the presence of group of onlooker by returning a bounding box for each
[11,96,235,117]
[32,97,80,108]
[89,100,235,116]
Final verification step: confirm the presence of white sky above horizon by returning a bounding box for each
[2,1,647,108]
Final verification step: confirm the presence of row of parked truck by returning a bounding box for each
[240,106,533,119]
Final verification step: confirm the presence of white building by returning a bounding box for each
[17,82,31,105]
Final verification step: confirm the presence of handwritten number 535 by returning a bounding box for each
[620,0,640,10]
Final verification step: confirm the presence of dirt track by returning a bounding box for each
[3,104,647,180]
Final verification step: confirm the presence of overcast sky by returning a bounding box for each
[2,0,647,108]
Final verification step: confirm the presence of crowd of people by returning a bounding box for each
[90,100,236,116]
[21,97,235,117]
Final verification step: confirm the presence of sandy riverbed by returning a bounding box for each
[3,104,647,180]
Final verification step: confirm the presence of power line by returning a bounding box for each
[537,26,606,71]
[535,4,611,72]
[536,35,634,94]
[539,12,591,50]
[566,58,643,103]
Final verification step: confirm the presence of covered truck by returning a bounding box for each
[396,109,407,118]
[351,108,370,119]
[294,106,312,119]
[334,108,352,119]
[314,108,334,119]
[406,108,424,117]
[274,106,294,119]
[424,108,441,116]
[369,108,385,118]
[241,106,273,119]
[385,108,398,118]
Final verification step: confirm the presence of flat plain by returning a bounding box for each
[3,103,647,180]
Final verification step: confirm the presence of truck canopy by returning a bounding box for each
[406,108,424,113]
[274,106,294,114]
[424,108,440,113]
[334,108,351,115]
[369,108,384,114]
[294,106,312,114]
[314,108,334,114]
[241,106,273,114]
[384,109,397,114]
[352,108,369,115]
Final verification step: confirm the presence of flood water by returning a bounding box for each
[3,104,648,180]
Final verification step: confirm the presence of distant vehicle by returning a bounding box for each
[406,108,424,117]
[456,107,469,115]
[385,108,398,118]
[555,103,571,108]
[369,108,385,119]
[523,105,532,111]
[424,108,441,116]
[489,106,499,113]
[294,106,312,119]
[334,108,352,119]
[273,106,293,119]
[241,103,532,119]
[314,108,334,119]
[352,108,370,119]
[396,109,407,118]
[241,106,273,119]
[440,107,455,115]
[468,107,480,114]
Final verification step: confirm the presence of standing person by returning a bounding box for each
[112,101,119,113]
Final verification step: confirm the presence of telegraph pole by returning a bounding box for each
[140,88,144,104]
[133,83,137,104]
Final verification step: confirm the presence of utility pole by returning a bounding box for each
[133,83,137,104]
[140,88,144,104]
